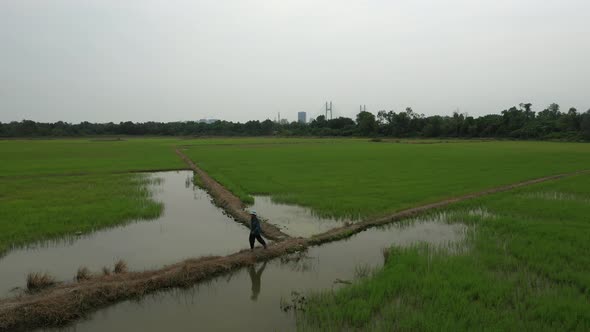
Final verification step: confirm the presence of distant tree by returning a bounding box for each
[519,103,535,120]
[475,114,503,137]
[405,107,424,135]
[16,120,39,136]
[261,119,275,135]
[502,107,528,133]
[423,116,443,137]
[356,111,378,136]
[557,107,580,132]
[2,102,589,140]
[450,112,465,137]
[327,117,355,130]
[310,115,327,128]
[535,103,562,135]
[581,110,590,140]
[377,110,397,136]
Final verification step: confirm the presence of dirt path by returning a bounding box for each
[0,168,586,331]
[175,148,290,241]
[0,239,307,331]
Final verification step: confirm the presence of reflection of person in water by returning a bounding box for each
[248,261,267,301]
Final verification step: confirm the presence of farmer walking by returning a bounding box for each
[249,210,267,250]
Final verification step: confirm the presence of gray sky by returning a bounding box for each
[1,0,589,123]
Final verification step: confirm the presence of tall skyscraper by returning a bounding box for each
[297,112,307,124]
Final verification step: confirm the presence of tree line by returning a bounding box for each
[2,103,590,140]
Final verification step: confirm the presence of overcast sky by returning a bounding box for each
[1,0,589,123]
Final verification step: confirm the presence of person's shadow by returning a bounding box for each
[248,261,267,301]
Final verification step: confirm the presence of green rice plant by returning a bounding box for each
[0,138,188,177]
[184,140,590,220]
[0,173,163,254]
[354,264,372,279]
[298,173,590,331]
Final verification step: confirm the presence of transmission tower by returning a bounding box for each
[325,101,333,120]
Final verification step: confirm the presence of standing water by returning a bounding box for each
[0,171,251,296]
[44,218,469,332]
[249,196,351,237]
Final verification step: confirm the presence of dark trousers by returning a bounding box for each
[249,233,267,249]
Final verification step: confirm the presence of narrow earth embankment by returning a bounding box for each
[0,168,586,331]
[0,238,307,331]
[175,148,290,241]
[309,170,588,244]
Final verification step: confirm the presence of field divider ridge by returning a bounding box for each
[0,239,308,331]
[0,166,586,331]
[309,169,589,245]
[174,148,290,241]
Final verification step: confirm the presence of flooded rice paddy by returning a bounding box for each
[0,171,251,296]
[249,196,350,237]
[43,218,469,332]
[3,170,475,331]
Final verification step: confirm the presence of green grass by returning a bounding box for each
[0,138,189,253]
[298,174,590,331]
[184,140,590,219]
[0,173,163,254]
[2,137,589,265]
[0,138,186,176]
[2,137,342,252]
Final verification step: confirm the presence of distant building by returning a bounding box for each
[297,112,307,124]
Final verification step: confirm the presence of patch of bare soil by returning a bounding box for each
[175,148,290,241]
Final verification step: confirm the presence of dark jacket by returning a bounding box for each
[250,215,262,235]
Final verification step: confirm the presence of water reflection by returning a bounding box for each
[49,215,471,332]
[185,175,192,189]
[279,251,316,273]
[250,196,352,238]
[0,171,250,296]
[248,261,267,301]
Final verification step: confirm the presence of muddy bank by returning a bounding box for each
[0,239,307,332]
[49,220,469,332]
[0,171,251,296]
[175,149,290,241]
[1,170,586,331]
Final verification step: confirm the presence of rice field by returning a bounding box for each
[1,137,589,331]
[0,138,186,253]
[183,140,590,219]
[298,173,590,331]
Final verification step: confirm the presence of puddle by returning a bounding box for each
[0,171,251,296]
[44,216,469,332]
[249,196,351,237]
